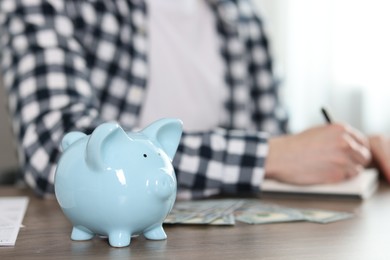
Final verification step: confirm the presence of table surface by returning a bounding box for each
[1,184,390,260]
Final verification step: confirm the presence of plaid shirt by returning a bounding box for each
[0,0,287,198]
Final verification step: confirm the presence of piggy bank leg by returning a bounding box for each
[144,225,167,240]
[108,230,131,247]
[71,226,95,241]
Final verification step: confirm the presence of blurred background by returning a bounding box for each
[1,0,390,179]
[256,0,390,133]
[0,76,18,182]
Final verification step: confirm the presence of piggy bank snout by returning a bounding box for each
[151,170,176,200]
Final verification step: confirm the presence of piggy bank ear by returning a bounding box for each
[61,132,86,151]
[86,122,131,171]
[141,118,183,160]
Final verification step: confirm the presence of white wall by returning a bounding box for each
[255,0,390,135]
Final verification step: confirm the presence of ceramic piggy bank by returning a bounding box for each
[54,118,183,247]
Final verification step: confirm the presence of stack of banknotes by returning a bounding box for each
[164,199,353,225]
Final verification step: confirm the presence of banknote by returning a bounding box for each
[164,212,198,224]
[165,199,244,224]
[298,208,354,224]
[234,203,305,224]
[208,214,236,225]
[164,199,353,225]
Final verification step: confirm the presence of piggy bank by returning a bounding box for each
[54,118,183,247]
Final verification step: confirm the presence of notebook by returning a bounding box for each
[261,169,379,199]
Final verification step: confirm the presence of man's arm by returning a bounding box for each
[0,1,103,196]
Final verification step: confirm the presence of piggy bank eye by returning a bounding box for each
[143,154,147,158]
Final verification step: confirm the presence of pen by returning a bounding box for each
[321,107,333,124]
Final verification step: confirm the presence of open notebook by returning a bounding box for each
[261,169,379,199]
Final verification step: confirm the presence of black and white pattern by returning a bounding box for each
[0,0,288,198]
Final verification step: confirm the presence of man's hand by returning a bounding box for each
[369,135,390,183]
[264,123,372,185]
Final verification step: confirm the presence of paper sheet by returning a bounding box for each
[0,197,29,246]
[261,169,378,199]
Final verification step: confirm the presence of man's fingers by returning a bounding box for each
[344,133,372,167]
[370,135,390,183]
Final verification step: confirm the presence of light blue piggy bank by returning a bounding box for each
[54,118,183,247]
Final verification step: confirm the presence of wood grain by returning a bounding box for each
[1,184,390,260]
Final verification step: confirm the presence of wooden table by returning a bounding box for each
[1,184,390,260]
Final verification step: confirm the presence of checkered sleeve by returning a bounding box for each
[0,1,103,197]
[245,0,289,135]
[174,128,269,200]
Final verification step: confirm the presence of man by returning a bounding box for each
[0,0,388,198]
